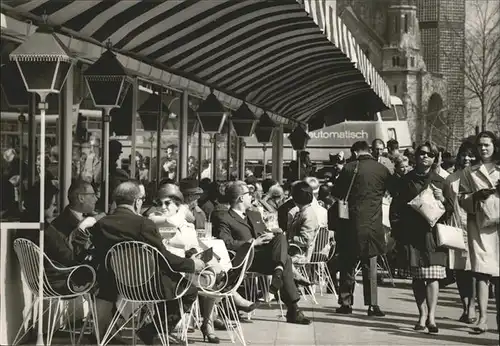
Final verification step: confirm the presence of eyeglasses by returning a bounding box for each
[417,150,436,158]
[154,199,174,207]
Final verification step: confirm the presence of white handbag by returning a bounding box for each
[436,212,467,251]
[338,161,359,220]
[408,185,445,227]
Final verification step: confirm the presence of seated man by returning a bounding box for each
[288,181,319,258]
[212,181,311,325]
[90,181,204,345]
[50,180,103,257]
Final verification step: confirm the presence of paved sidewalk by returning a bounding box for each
[26,281,499,345]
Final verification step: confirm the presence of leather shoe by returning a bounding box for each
[367,305,385,317]
[270,268,284,295]
[286,310,311,325]
[335,305,353,314]
[213,318,226,331]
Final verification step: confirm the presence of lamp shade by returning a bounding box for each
[196,92,227,134]
[254,112,275,143]
[0,62,30,109]
[231,102,257,137]
[83,49,131,109]
[138,93,170,131]
[288,125,310,151]
[9,25,73,95]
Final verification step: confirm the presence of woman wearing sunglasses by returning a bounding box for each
[149,184,257,343]
[390,141,452,333]
[459,131,500,334]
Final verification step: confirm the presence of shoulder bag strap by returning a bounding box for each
[344,160,359,201]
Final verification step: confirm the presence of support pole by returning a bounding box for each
[28,94,36,187]
[156,90,162,189]
[101,109,110,213]
[272,125,284,184]
[226,120,231,181]
[18,113,26,210]
[262,144,267,179]
[238,138,245,180]
[197,123,202,181]
[130,78,138,179]
[178,90,189,179]
[59,66,73,209]
[212,135,217,181]
[36,92,49,346]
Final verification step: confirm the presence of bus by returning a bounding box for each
[244,96,411,174]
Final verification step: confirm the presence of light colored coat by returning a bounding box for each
[288,204,319,254]
[444,170,471,270]
[459,163,500,276]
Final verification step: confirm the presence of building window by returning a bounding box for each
[393,85,398,93]
[394,17,399,33]
[396,56,400,66]
[404,14,409,33]
[410,57,415,67]
[392,56,397,66]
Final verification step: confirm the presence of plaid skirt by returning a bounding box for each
[399,265,447,279]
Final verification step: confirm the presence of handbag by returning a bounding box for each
[338,161,359,220]
[436,212,467,251]
[408,185,445,227]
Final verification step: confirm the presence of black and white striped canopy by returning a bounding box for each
[2,0,391,126]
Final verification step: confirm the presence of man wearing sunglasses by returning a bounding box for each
[212,181,311,325]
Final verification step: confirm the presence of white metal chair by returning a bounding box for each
[291,228,338,304]
[194,241,255,346]
[102,241,194,346]
[354,254,395,287]
[243,272,285,320]
[13,238,98,346]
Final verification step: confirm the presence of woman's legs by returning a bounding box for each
[412,279,427,326]
[425,279,439,325]
[476,276,490,326]
[455,270,476,319]
[199,296,216,327]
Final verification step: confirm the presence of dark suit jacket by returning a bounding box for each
[212,209,266,252]
[90,206,194,301]
[278,198,296,232]
[50,206,81,238]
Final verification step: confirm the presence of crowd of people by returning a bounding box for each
[2,131,500,344]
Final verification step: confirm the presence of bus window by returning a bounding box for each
[380,107,397,121]
[394,104,407,120]
[387,128,397,141]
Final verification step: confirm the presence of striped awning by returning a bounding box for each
[1,0,391,126]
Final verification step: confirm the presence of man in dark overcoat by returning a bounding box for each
[331,141,393,316]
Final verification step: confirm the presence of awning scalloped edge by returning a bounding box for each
[10,55,72,62]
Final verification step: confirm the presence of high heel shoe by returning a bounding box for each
[201,324,220,344]
[236,302,259,313]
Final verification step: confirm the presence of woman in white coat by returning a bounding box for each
[459,131,500,334]
[444,141,479,324]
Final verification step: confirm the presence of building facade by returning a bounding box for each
[337,0,465,150]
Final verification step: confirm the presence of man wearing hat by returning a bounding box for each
[179,178,207,229]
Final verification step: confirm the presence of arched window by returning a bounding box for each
[404,14,409,33]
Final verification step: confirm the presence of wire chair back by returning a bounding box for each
[105,241,190,303]
[199,241,255,296]
[13,238,71,298]
[309,227,333,263]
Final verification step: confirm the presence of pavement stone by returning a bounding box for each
[24,281,498,345]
